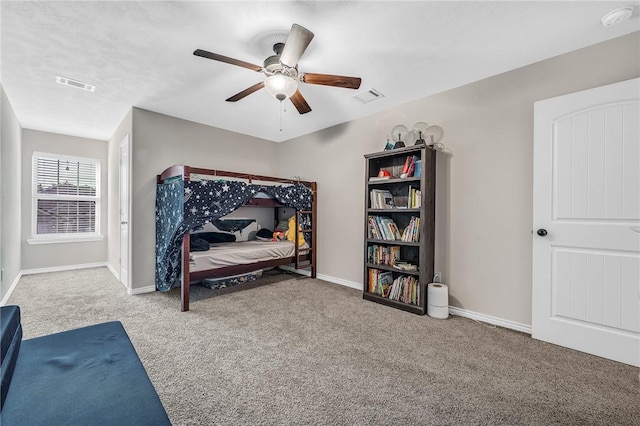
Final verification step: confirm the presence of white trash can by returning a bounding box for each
[427,283,449,319]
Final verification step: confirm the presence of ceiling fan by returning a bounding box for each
[194,24,362,114]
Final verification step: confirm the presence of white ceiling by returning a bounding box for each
[1,1,638,143]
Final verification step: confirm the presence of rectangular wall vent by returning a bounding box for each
[56,76,95,92]
[352,88,384,104]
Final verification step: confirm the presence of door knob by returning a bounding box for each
[537,229,547,237]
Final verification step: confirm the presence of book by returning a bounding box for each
[400,216,421,242]
[379,216,399,240]
[389,246,400,265]
[406,155,418,177]
[369,245,401,266]
[378,271,393,297]
[393,261,418,271]
[401,156,411,176]
[400,155,419,178]
[369,176,391,182]
[414,160,422,178]
[387,275,419,305]
[370,189,394,209]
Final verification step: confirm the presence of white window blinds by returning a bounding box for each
[32,153,100,238]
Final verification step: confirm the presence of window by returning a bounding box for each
[31,152,101,243]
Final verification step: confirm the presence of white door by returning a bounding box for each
[532,78,640,367]
[119,135,130,289]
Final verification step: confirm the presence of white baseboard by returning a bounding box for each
[104,262,155,295]
[106,263,119,281]
[316,273,362,291]
[21,262,109,276]
[448,306,532,334]
[278,266,362,291]
[1,271,23,306]
[129,285,156,295]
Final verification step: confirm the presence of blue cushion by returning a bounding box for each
[0,306,22,409]
[1,321,170,425]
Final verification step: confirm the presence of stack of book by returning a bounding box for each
[388,275,419,305]
[368,269,394,296]
[367,245,400,266]
[367,216,402,241]
[400,155,420,178]
[407,186,422,208]
[392,261,418,271]
[369,189,394,209]
[400,216,421,242]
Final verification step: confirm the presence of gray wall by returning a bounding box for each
[20,130,108,270]
[1,86,23,301]
[276,32,640,327]
[127,108,280,290]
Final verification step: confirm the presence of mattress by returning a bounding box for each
[190,240,308,272]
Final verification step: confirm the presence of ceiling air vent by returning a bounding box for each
[56,76,95,92]
[352,88,384,104]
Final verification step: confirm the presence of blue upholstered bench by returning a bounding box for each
[1,305,171,425]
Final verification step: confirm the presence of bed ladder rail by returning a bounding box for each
[295,210,315,277]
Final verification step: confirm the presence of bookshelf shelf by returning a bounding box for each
[363,145,436,315]
[365,238,419,247]
[368,177,421,185]
[362,292,425,315]
[365,263,420,275]
[367,208,421,213]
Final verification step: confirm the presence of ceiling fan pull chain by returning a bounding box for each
[279,100,283,132]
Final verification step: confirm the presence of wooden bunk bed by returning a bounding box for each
[156,165,317,311]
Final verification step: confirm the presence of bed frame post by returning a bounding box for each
[181,225,191,312]
[311,182,317,278]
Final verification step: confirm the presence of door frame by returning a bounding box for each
[119,135,131,290]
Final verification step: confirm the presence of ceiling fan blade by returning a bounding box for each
[194,49,262,72]
[290,89,312,114]
[225,81,265,102]
[280,24,314,68]
[301,73,361,89]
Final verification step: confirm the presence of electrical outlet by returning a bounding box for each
[433,271,442,282]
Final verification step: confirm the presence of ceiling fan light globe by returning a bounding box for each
[265,74,298,100]
[390,124,409,143]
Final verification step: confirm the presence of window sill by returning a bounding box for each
[27,235,104,245]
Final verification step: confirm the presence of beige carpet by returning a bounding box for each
[7,267,639,425]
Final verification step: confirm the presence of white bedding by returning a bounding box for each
[190,240,308,272]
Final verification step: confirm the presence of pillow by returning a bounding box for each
[213,219,258,242]
[190,236,211,252]
[256,228,273,241]
[285,216,306,246]
[195,232,236,244]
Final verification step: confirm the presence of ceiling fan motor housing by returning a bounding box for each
[263,53,298,78]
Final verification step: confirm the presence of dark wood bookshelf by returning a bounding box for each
[363,145,436,315]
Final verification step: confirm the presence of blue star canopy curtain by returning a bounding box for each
[155,179,313,291]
